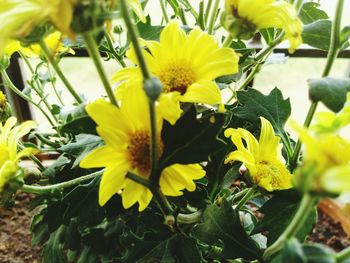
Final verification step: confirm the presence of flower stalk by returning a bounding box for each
[83,32,119,107]
[119,0,173,216]
[21,170,103,195]
[290,0,345,171]
[39,40,83,104]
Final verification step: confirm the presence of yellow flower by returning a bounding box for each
[291,121,350,194]
[111,21,239,124]
[223,0,303,52]
[80,82,205,211]
[0,0,76,57]
[224,117,292,191]
[0,117,37,192]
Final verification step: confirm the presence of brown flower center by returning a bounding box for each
[158,63,195,94]
[127,131,163,176]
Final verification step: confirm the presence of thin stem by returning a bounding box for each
[235,186,257,211]
[222,34,233,47]
[290,0,344,170]
[18,143,45,172]
[151,186,174,216]
[207,0,220,34]
[104,32,127,68]
[21,170,103,194]
[39,40,83,104]
[336,247,350,262]
[263,194,316,260]
[47,63,65,106]
[198,0,205,30]
[83,32,118,107]
[119,0,151,80]
[159,0,170,23]
[179,7,188,26]
[126,172,152,188]
[149,102,160,182]
[34,133,60,148]
[204,0,213,27]
[0,69,56,126]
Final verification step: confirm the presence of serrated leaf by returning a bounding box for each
[234,87,292,157]
[192,201,262,260]
[252,190,317,246]
[299,2,329,24]
[136,16,163,40]
[309,77,350,112]
[160,106,225,168]
[59,134,104,168]
[302,20,331,51]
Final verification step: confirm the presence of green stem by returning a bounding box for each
[126,172,152,188]
[159,0,170,23]
[198,0,205,30]
[263,194,316,260]
[222,34,234,47]
[151,185,174,216]
[39,40,83,104]
[34,133,60,148]
[204,0,213,27]
[336,247,350,262]
[235,186,257,211]
[179,7,188,26]
[104,32,127,68]
[18,143,45,172]
[21,170,103,194]
[290,0,344,171]
[207,0,220,34]
[0,69,56,126]
[83,32,118,107]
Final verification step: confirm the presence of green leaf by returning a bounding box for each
[59,104,97,135]
[192,201,262,260]
[252,190,317,246]
[160,107,225,168]
[340,26,350,50]
[42,226,67,263]
[302,244,336,263]
[120,232,201,263]
[59,134,104,168]
[233,88,292,157]
[299,2,329,24]
[308,77,350,112]
[136,16,163,40]
[260,28,276,45]
[302,20,331,51]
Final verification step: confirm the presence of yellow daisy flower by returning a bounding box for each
[224,117,292,191]
[223,0,303,52]
[111,21,239,125]
[291,121,350,194]
[0,117,37,192]
[80,82,205,211]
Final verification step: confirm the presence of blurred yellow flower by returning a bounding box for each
[127,0,146,23]
[291,120,350,194]
[111,21,239,124]
[225,117,292,191]
[223,0,303,52]
[80,82,205,211]
[0,0,76,57]
[0,117,37,192]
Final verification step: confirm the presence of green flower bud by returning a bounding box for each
[0,56,10,70]
[144,77,163,102]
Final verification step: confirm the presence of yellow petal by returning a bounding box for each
[99,163,128,206]
[158,93,182,125]
[181,81,222,105]
[80,145,125,168]
[86,99,133,133]
[321,166,350,194]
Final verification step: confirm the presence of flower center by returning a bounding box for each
[158,63,196,94]
[127,131,163,176]
[253,160,291,191]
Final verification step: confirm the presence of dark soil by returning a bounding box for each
[0,192,41,263]
[307,208,350,252]
[0,193,349,262]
